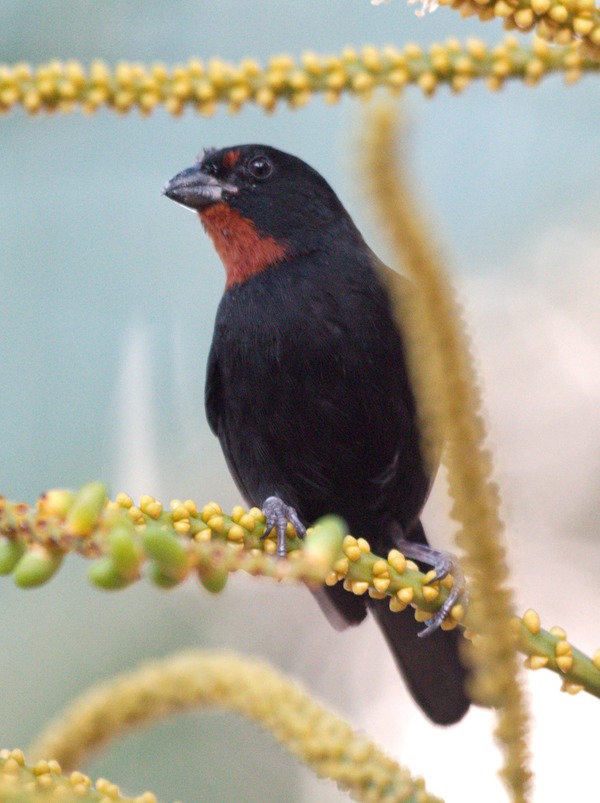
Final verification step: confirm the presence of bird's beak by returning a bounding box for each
[162,165,237,210]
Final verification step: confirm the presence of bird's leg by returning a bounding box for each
[261,496,306,558]
[393,539,467,639]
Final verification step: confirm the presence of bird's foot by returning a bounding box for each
[261,496,306,558]
[393,539,467,638]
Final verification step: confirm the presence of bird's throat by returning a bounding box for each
[199,203,288,288]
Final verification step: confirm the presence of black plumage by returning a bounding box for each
[164,144,470,724]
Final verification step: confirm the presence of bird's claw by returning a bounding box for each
[261,496,306,558]
[420,553,467,639]
[419,585,469,638]
[426,552,454,584]
[392,538,467,638]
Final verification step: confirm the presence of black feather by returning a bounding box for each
[171,144,471,724]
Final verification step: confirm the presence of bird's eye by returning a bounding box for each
[247,156,273,180]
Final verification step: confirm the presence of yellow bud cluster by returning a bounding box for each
[28,652,442,803]
[519,610,600,698]
[0,488,307,591]
[0,748,155,802]
[438,0,600,60]
[1,490,464,633]
[0,39,597,118]
[331,531,467,629]
[3,487,600,701]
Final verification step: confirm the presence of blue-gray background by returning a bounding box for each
[1,2,599,801]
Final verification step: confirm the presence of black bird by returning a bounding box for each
[163,144,470,724]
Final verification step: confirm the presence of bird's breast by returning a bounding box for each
[211,261,430,531]
[199,204,288,289]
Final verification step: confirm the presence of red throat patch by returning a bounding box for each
[199,203,288,288]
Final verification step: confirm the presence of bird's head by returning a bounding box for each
[163,144,356,288]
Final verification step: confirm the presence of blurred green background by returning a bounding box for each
[1,2,599,801]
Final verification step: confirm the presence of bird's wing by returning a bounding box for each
[205,338,259,506]
[312,584,368,629]
[370,253,444,472]
[205,340,221,436]
[370,254,417,326]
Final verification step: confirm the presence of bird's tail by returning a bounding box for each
[367,595,470,724]
[313,518,470,725]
